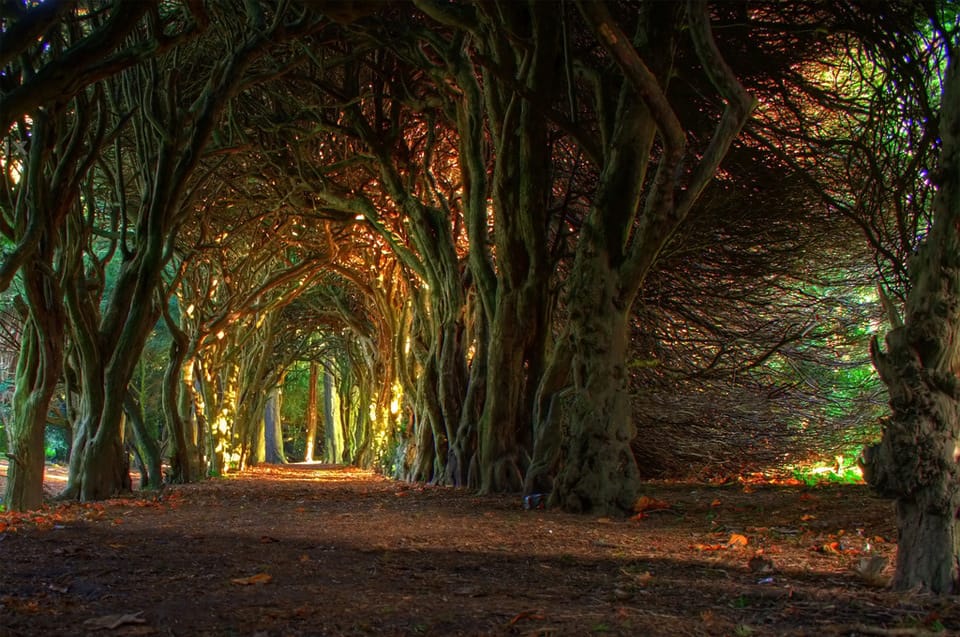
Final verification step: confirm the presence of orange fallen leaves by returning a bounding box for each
[695,533,749,552]
[0,492,187,534]
[727,533,749,548]
[695,543,725,551]
[508,609,545,626]
[631,495,672,521]
[231,573,273,586]
[633,495,671,513]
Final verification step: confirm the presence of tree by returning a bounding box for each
[866,33,960,593]
[58,2,326,501]
[0,64,110,511]
[304,361,320,462]
[732,1,958,593]
[524,0,755,514]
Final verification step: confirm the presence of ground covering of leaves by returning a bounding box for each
[1,464,957,636]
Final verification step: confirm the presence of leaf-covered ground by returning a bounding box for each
[0,464,956,636]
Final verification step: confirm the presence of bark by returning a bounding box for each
[525,339,572,495]
[263,386,286,464]
[304,361,319,462]
[866,48,960,594]
[446,312,487,487]
[472,1,558,493]
[323,370,344,464]
[547,0,755,514]
[3,313,61,511]
[478,292,531,493]
[550,260,639,514]
[123,391,162,489]
[161,305,195,483]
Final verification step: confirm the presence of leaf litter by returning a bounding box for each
[1,464,957,636]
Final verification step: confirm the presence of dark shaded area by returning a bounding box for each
[1,465,954,635]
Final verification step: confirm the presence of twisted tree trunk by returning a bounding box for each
[866,48,960,594]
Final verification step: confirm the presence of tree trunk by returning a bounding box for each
[123,391,162,489]
[304,361,319,462]
[264,385,286,464]
[446,314,487,487]
[478,291,529,493]
[4,311,62,511]
[323,370,343,464]
[77,438,131,501]
[866,46,960,594]
[162,323,192,483]
[550,257,639,515]
[525,339,573,495]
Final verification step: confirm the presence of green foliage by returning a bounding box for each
[791,445,865,486]
[767,278,886,461]
[281,362,312,460]
[44,426,70,463]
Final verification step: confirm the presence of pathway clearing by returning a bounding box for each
[0,464,953,636]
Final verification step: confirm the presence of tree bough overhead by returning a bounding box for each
[1,0,957,597]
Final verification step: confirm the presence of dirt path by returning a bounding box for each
[0,464,955,636]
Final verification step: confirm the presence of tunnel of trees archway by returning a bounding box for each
[1,0,957,593]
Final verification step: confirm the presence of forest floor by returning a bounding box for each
[0,463,957,637]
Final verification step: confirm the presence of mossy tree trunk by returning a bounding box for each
[2,89,99,510]
[122,390,163,489]
[323,369,344,464]
[4,308,64,511]
[866,48,960,594]
[544,0,755,514]
[412,0,560,492]
[161,314,195,484]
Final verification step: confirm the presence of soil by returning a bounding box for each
[0,463,956,636]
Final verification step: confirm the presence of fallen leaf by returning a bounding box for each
[710,499,722,507]
[231,573,272,586]
[508,609,545,626]
[633,495,670,513]
[695,543,724,551]
[83,611,147,630]
[800,514,816,521]
[727,533,748,547]
[595,517,613,524]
